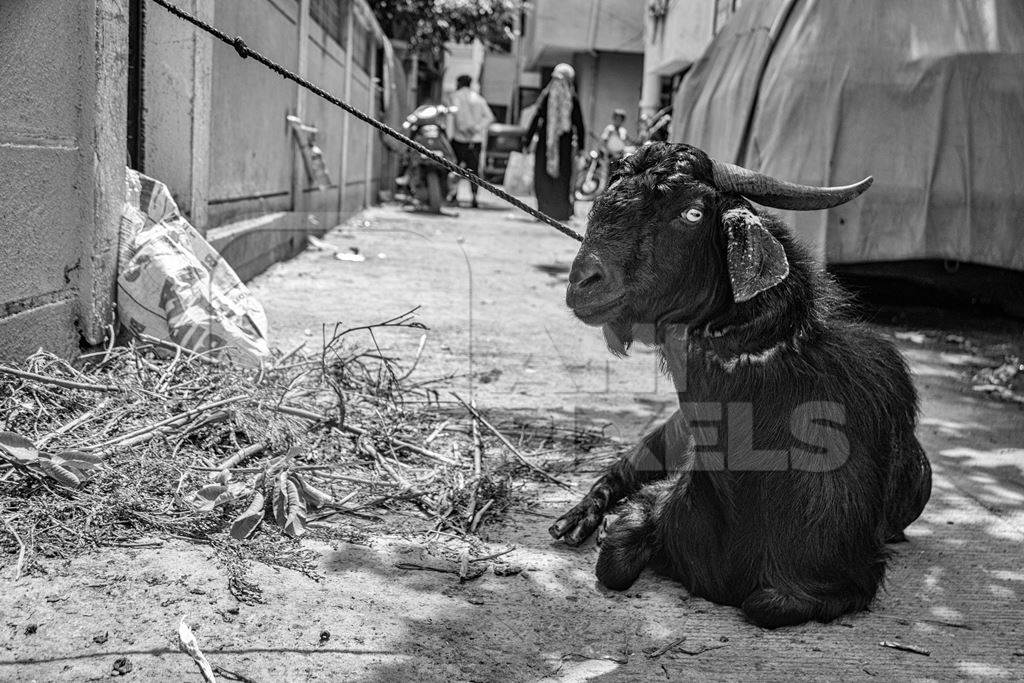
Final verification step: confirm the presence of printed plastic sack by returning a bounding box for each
[502,151,534,196]
[117,169,270,365]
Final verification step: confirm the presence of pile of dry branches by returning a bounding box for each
[0,312,614,580]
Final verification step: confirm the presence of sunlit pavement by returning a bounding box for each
[3,199,1021,681]
[247,200,1024,679]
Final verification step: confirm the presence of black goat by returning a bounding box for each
[552,142,932,628]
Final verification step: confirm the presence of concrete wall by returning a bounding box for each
[142,0,388,282]
[208,0,299,225]
[143,0,211,226]
[0,0,388,359]
[0,0,126,360]
[574,51,646,136]
[306,17,348,222]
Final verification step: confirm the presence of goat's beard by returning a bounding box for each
[601,287,721,356]
[602,319,662,356]
[602,321,633,356]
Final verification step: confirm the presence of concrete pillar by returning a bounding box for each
[640,70,661,118]
[364,44,378,207]
[0,0,127,357]
[292,0,310,214]
[81,0,129,345]
[338,5,355,213]
[190,1,213,231]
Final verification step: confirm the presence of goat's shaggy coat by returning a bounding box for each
[554,143,931,628]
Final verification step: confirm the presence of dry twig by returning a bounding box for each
[452,393,572,489]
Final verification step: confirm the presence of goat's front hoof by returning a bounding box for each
[595,513,619,547]
[550,497,606,546]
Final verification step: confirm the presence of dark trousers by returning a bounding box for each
[451,141,481,195]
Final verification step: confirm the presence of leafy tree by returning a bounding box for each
[371,0,518,55]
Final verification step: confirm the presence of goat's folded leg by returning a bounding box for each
[883,431,932,543]
[550,413,694,546]
[740,572,882,629]
[595,478,674,590]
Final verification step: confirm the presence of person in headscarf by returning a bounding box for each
[524,63,586,221]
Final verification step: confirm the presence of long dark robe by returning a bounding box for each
[525,94,586,221]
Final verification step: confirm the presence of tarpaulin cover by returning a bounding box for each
[672,0,1024,270]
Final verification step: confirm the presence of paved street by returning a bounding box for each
[247,199,1024,679]
[3,199,1022,681]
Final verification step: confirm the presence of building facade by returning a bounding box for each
[641,0,744,115]
[521,0,646,137]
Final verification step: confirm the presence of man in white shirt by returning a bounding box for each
[447,75,495,208]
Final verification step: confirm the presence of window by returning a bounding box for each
[351,19,372,71]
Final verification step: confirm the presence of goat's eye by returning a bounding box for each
[682,207,704,224]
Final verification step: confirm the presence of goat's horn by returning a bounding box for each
[711,160,873,211]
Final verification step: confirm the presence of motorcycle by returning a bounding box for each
[574,133,636,201]
[397,103,460,213]
[574,108,672,201]
[638,105,672,144]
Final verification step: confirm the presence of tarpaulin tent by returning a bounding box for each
[672,0,1024,272]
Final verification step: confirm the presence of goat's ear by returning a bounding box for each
[720,205,789,302]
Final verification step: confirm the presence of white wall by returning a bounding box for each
[644,0,717,77]
[524,0,644,67]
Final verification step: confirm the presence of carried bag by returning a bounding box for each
[503,150,534,196]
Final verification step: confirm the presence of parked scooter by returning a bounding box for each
[574,133,636,201]
[397,103,460,213]
[574,107,672,201]
[639,105,672,144]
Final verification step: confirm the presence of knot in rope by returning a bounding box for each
[232,36,250,59]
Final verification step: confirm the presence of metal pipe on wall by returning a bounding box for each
[337,5,355,214]
[291,0,311,215]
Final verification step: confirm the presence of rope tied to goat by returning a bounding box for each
[147,0,585,243]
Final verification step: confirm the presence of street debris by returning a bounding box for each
[178,620,217,682]
[643,636,728,659]
[878,640,931,656]
[394,557,488,582]
[306,235,334,251]
[644,636,687,659]
[111,656,133,676]
[893,331,927,345]
[0,310,613,583]
[971,357,1024,404]
[335,247,367,262]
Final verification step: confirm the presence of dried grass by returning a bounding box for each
[0,312,617,579]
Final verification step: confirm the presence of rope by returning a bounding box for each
[147,0,585,243]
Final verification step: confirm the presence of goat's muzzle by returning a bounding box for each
[566,252,624,324]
